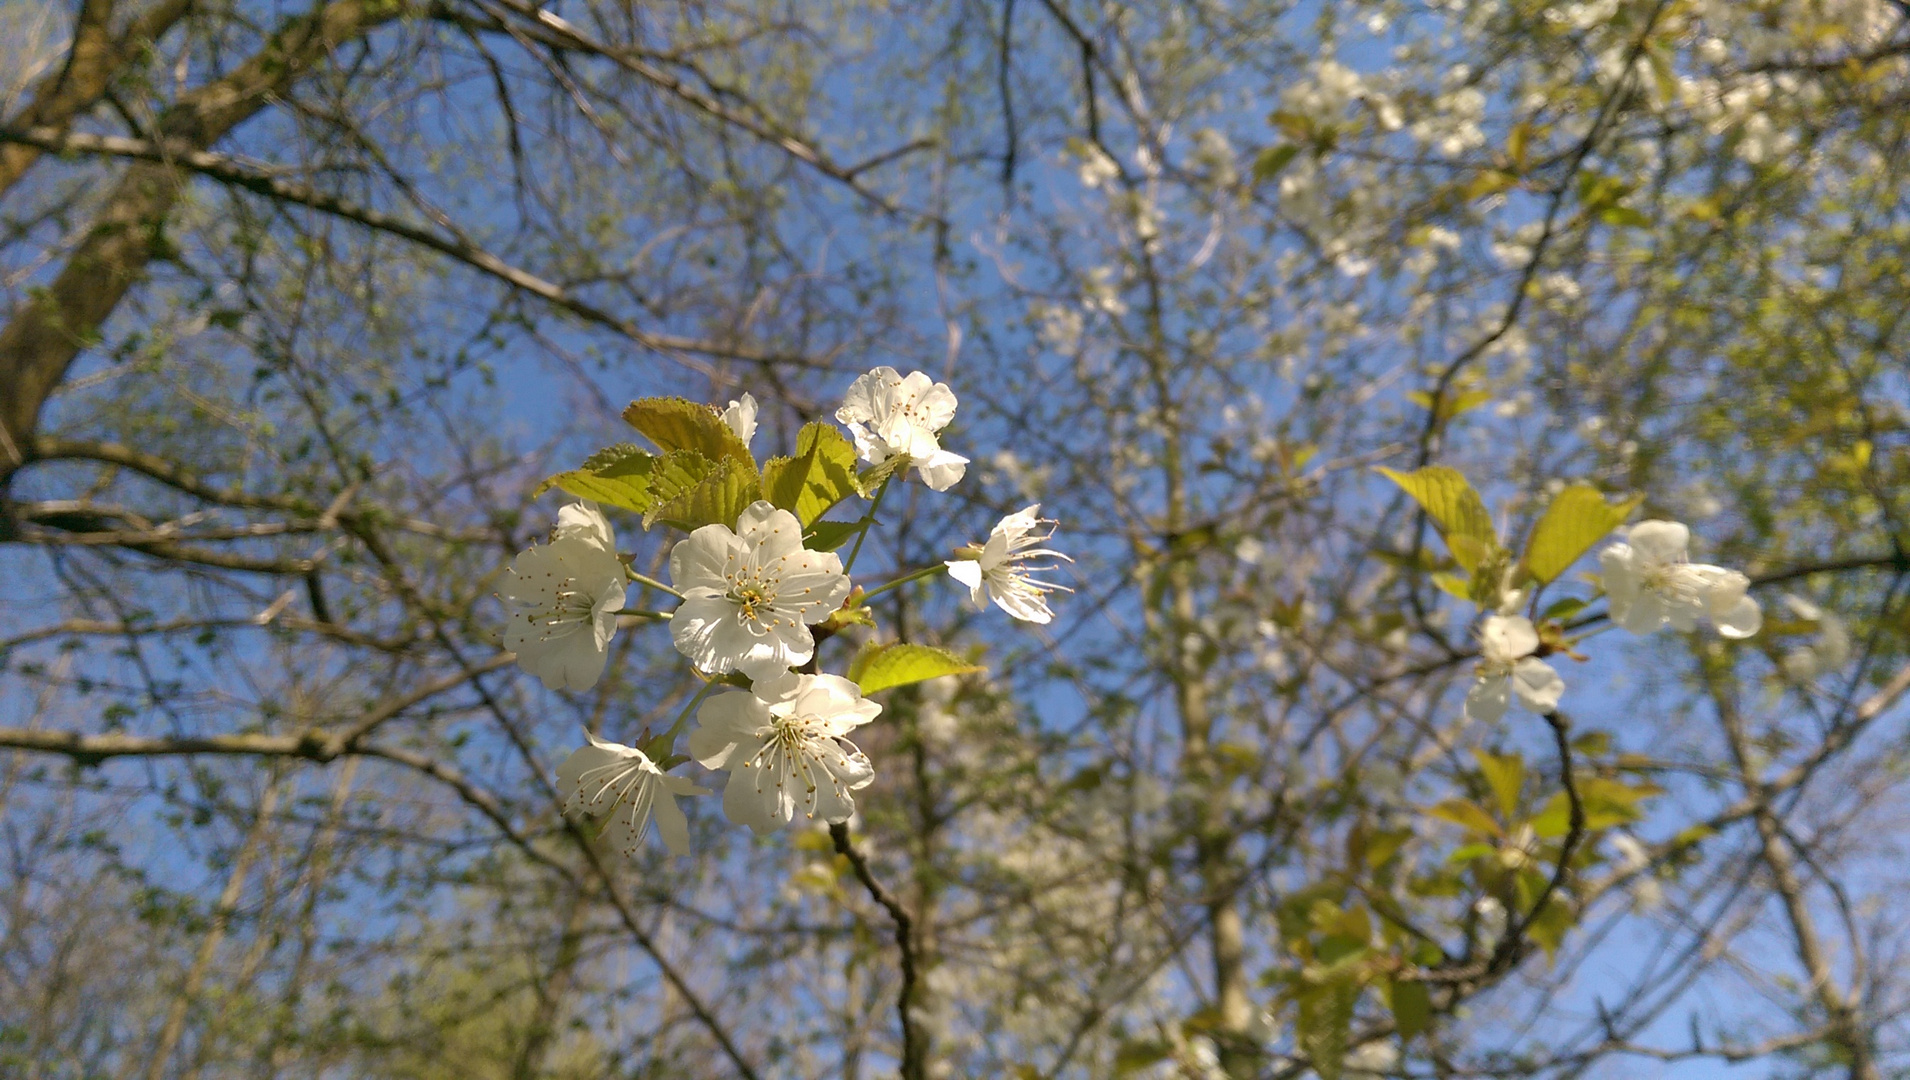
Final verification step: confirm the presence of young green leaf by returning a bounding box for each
[1473,749,1525,820]
[1295,977,1359,1080]
[1374,466,1497,572]
[1426,798,1503,837]
[854,453,911,496]
[1386,977,1432,1040]
[648,455,761,532]
[804,518,869,551]
[623,397,755,466]
[533,444,663,514]
[848,642,982,695]
[762,422,860,525]
[1523,484,1642,584]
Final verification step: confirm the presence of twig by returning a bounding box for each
[830,821,923,1079]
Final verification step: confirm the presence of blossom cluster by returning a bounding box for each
[496,369,1070,855]
[1464,518,1764,723]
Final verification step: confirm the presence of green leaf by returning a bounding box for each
[1474,750,1525,820]
[547,447,720,525]
[1524,894,1575,959]
[1530,777,1662,837]
[623,397,755,466]
[1523,484,1643,584]
[647,455,761,531]
[848,643,982,695]
[1540,596,1588,621]
[1113,1039,1172,1076]
[1407,387,1493,422]
[1295,978,1359,1080]
[762,422,860,525]
[1374,466,1497,573]
[804,518,868,551]
[855,454,910,496]
[1253,144,1301,182]
[1386,978,1432,1040]
[1426,798,1503,837]
[1446,842,1498,865]
[534,444,663,512]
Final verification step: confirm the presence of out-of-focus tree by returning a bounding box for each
[3,0,1910,1078]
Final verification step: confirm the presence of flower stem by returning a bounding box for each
[626,568,684,599]
[647,676,720,760]
[842,475,893,577]
[862,562,945,601]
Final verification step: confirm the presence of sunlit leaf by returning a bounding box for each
[1427,798,1503,837]
[623,396,755,466]
[848,642,982,695]
[762,422,860,525]
[1374,466,1497,572]
[1474,749,1525,819]
[1523,484,1642,584]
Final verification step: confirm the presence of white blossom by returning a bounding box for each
[946,505,1072,624]
[669,502,851,682]
[1600,520,1761,638]
[1611,833,1663,911]
[835,367,969,491]
[689,672,881,833]
[501,501,627,691]
[1473,896,1508,951]
[556,730,707,855]
[1464,615,1564,722]
[719,392,758,448]
[1781,594,1851,681]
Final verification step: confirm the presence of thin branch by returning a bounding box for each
[831,821,923,1080]
[0,125,783,366]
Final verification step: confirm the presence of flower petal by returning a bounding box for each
[651,785,693,855]
[690,691,769,768]
[554,501,615,549]
[1479,615,1539,664]
[1511,657,1564,713]
[992,585,1055,624]
[914,449,969,492]
[737,501,803,557]
[1618,588,1671,636]
[724,752,790,834]
[670,525,743,593]
[1713,594,1762,639]
[945,559,987,606]
[1626,520,1690,565]
[720,393,758,447]
[1465,675,1511,723]
[670,595,760,674]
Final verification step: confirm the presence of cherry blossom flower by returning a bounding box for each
[501,501,627,691]
[1600,520,1761,638]
[669,501,851,681]
[556,730,707,855]
[1780,594,1850,681]
[720,392,758,448]
[688,672,881,834]
[1465,615,1564,722]
[946,504,1072,624]
[835,367,968,491]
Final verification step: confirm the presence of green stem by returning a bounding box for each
[842,475,893,577]
[646,677,721,761]
[626,568,684,600]
[620,609,672,621]
[862,562,946,601]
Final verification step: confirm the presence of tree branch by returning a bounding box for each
[831,821,923,1080]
